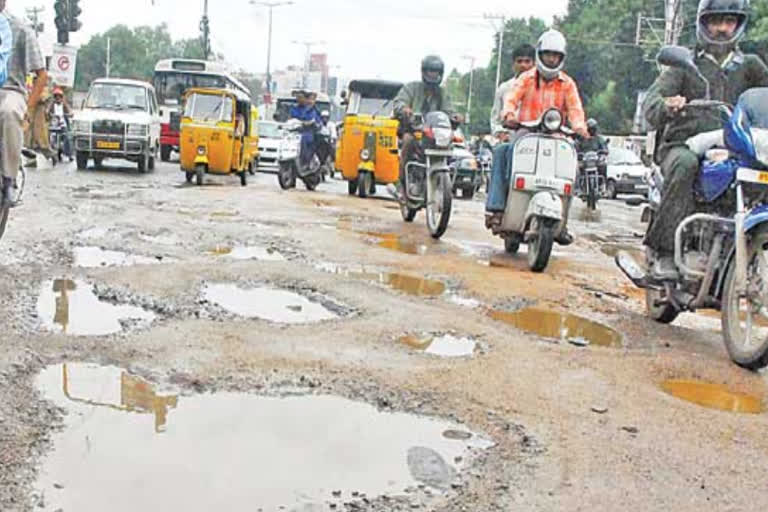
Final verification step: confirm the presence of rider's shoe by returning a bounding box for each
[555,228,574,246]
[485,211,503,230]
[651,255,679,281]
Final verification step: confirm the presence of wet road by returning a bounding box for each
[1,157,767,511]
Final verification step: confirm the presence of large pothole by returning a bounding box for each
[34,363,485,511]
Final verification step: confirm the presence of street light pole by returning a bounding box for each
[201,0,211,59]
[251,1,293,103]
[462,56,475,127]
[292,39,325,90]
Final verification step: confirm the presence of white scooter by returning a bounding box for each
[493,109,578,272]
[276,119,323,191]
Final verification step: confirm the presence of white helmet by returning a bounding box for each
[536,29,567,81]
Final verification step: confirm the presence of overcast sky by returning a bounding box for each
[7,0,568,82]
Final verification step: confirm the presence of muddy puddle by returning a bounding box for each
[661,379,763,414]
[601,243,644,259]
[37,280,155,336]
[489,307,622,347]
[208,245,285,261]
[343,228,447,256]
[74,247,163,268]
[400,334,478,357]
[317,263,446,297]
[203,283,338,323]
[35,363,481,511]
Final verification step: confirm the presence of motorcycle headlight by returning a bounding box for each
[433,127,453,148]
[360,149,371,161]
[73,120,91,133]
[127,124,148,137]
[543,109,563,132]
[197,145,207,156]
[460,158,478,170]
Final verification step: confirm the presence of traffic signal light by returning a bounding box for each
[54,0,69,44]
[68,0,82,32]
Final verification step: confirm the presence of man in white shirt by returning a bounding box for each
[489,44,535,141]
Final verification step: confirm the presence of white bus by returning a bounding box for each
[152,59,252,161]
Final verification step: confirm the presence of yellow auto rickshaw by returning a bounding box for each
[336,80,403,198]
[179,87,256,187]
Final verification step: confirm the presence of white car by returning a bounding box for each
[257,120,282,172]
[73,78,161,173]
[605,147,650,199]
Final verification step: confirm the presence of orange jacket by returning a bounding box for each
[502,69,587,133]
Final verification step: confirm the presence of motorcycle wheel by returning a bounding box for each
[358,171,372,199]
[303,171,321,191]
[587,180,598,210]
[646,287,680,324]
[722,226,768,370]
[195,164,205,186]
[527,218,555,272]
[75,152,88,171]
[240,171,247,187]
[278,162,296,190]
[401,202,418,223]
[0,202,9,243]
[425,172,452,239]
[348,179,358,195]
[504,235,521,255]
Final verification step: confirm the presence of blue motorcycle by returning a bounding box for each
[617,46,768,370]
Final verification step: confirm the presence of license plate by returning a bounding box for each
[96,140,120,149]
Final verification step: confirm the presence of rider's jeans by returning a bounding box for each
[300,131,315,167]
[644,146,700,255]
[0,90,27,180]
[486,142,515,212]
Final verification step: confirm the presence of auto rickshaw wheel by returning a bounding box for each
[160,145,172,162]
[401,203,418,223]
[240,171,247,187]
[348,179,358,195]
[303,172,320,191]
[185,172,193,184]
[195,164,205,186]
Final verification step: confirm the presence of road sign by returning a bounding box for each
[50,44,78,87]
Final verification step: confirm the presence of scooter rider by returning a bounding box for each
[290,90,322,170]
[642,0,768,280]
[490,44,536,141]
[485,29,589,244]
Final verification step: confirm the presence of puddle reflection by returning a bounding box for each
[203,284,338,323]
[400,334,477,357]
[661,379,763,414]
[489,307,622,347]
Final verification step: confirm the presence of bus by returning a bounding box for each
[153,58,252,161]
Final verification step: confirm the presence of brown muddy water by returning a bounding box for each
[489,307,622,347]
[661,379,764,414]
[34,363,484,511]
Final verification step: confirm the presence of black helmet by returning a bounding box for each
[587,118,599,136]
[421,55,445,86]
[697,0,749,49]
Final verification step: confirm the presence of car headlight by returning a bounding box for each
[73,120,91,133]
[127,124,148,137]
[543,109,563,132]
[197,146,207,155]
[433,127,453,148]
[360,148,371,161]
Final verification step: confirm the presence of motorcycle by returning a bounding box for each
[0,149,32,243]
[48,115,72,164]
[616,45,768,370]
[478,146,493,192]
[398,111,457,239]
[277,119,323,191]
[576,150,607,210]
[493,109,578,272]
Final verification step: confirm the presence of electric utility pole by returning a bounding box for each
[484,13,506,92]
[461,55,475,127]
[200,0,211,59]
[25,6,44,37]
[251,1,293,103]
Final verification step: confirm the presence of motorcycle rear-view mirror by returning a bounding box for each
[657,45,697,73]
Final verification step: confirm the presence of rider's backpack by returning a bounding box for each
[0,13,12,87]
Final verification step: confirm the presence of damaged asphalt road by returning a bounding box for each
[1,159,767,511]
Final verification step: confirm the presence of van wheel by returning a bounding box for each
[161,145,172,162]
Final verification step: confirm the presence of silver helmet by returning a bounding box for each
[536,29,567,81]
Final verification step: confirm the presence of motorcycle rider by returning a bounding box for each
[393,55,462,185]
[642,0,768,280]
[485,29,589,243]
[490,44,536,141]
[0,0,47,208]
[576,118,609,186]
[48,87,72,161]
[289,90,322,169]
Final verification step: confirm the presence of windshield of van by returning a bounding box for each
[86,84,148,111]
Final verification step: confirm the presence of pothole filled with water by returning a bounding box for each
[208,245,285,261]
[661,379,764,414]
[203,283,339,323]
[317,263,446,297]
[37,280,156,336]
[489,307,622,348]
[400,334,478,357]
[35,363,483,511]
[343,229,447,256]
[74,247,163,268]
